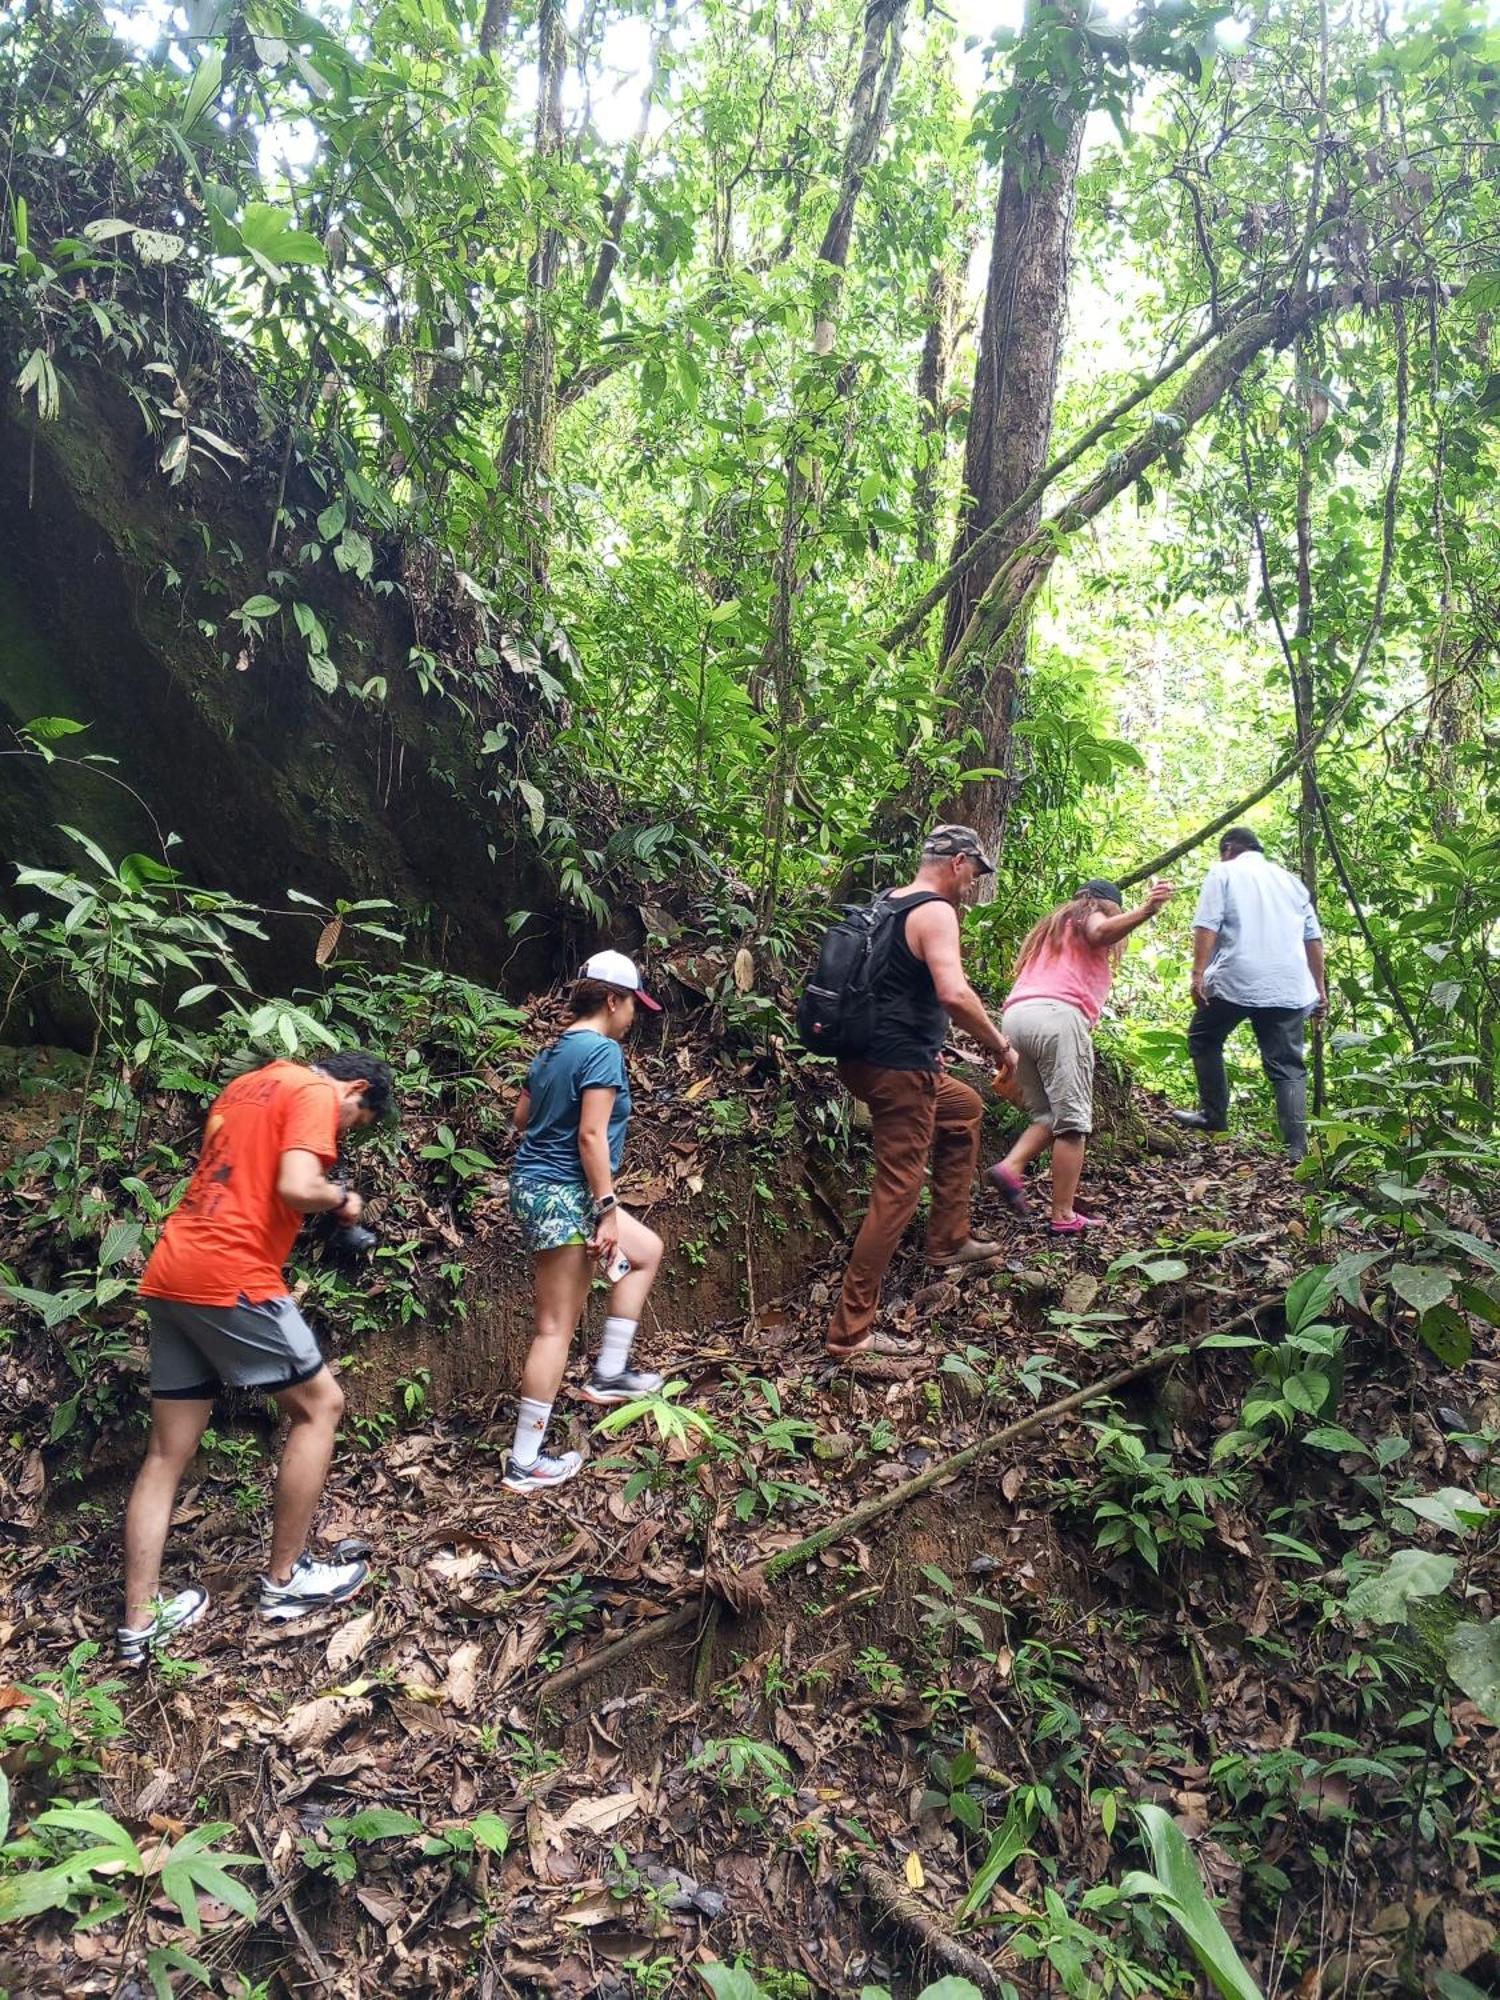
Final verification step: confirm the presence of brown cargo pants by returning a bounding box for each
[826,1061,983,1355]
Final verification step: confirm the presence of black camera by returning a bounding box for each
[313,1210,378,1264]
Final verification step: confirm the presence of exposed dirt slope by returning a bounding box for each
[5,1109,1497,1999]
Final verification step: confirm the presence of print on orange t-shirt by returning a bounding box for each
[140,1061,339,1306]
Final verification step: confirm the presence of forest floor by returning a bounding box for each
[3,1039,1499,2000]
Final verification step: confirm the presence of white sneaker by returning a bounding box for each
[117,1586,209,1668]
[579,1366,665,1406]
[502,1449,583,1494]
[259,1554,369,1624]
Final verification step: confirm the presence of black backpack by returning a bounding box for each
[795,891,941,1059]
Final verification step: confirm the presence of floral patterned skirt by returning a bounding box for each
[509,1174,593,1253]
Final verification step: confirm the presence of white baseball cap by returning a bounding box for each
[581,949,661,1011]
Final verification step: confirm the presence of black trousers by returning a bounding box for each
[1187,997,1307,1155]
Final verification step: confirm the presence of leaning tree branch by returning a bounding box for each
[944,280,1418,696]
[876,316,1224,656]
[855,1861,1008,1994]
[1118,293,1410,889]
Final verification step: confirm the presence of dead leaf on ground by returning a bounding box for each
[326,1609,377,1674]
[555,1792,641,1838]
[279,1694,372,1752]
[1443,1907,1495,1971]
[444,1639,483,1712]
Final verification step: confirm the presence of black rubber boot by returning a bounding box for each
[1273,1073,1308,1162]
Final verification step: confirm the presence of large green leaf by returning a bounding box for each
[1284,1265,1334,1333]
[1447,1620,1500,1723]
[1388,1263,1455,1313]
[1419,1304,1473,1370]
[1120,1804,1263,2000]
[180,47,224,132]
[957,1799,1035,1922]
[1345,1548,1456,1626]
[1403,1488,1490,1536]
[699,1968,766,2000]
[158,1824,260,1935]
[340,1808,423,1842]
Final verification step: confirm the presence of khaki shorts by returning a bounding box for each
[1001,998,1096,1135]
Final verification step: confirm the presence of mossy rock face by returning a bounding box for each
[0,357,563,1001]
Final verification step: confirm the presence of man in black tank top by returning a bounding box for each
[828,826,1020,1359]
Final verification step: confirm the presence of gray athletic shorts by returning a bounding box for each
[1001,997,1097,1136]
[146,1295,325,1400]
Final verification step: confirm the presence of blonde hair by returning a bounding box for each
[1013,893,1123,975]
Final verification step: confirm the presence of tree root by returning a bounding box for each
[535,1295,1281,1709]
[535,1599,699,1703]
[855,1859,1007,1994]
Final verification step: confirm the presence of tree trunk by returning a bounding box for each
[934,7,1083,864]
[913,256,960,565]
[755,0,908,917]
[500,0,566,609]
[478,0,510,58]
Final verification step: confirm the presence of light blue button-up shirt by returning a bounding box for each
[1194,853,1322,1009]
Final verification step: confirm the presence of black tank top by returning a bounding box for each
[865,892,948,1072]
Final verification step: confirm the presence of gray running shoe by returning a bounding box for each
[502,1448,584,1493]
[579,1367,665,1406]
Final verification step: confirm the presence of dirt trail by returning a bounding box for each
[9,1113,1436,1998]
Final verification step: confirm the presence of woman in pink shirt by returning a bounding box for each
[990,877,1174,1234]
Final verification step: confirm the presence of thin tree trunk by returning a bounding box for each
[1289,360,1325,1109]
[479,0,510,58]
[755,0,908,918]
[913,256,960,565]
[933,0,1083,865]
[500,0,566,607]
[582,10,669,318]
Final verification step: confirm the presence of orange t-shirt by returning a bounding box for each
[140,1062,340,1305]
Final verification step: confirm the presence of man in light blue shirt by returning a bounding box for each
[1171,827,1328,1160]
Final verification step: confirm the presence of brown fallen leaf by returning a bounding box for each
[1443,1907,1495,1972]
[326,1609,377,1675]
[555,1793,640,1838]
[559,1889,623,1927]
[278,1694,372,1753]
[444,1640,483,1713]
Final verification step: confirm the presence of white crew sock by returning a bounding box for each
[596,1316,638,1380]
[510,1396,553,1468]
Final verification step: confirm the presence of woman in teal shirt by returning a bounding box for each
[504,952,666,1494]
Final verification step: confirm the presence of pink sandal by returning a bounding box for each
[1048,1211,1105,1236]
[989,1163,1029,1214]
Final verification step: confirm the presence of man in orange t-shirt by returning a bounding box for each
[121,1051,395,1666]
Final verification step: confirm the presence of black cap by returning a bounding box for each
[1079,878,1123,905]
[923,823,996,873]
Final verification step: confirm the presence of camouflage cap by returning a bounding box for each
[923,823,996,874]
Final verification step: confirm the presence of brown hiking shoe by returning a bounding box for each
[927,1237,1004,1269]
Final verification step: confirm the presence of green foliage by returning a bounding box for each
[0,1644,127,1780]
[1120,1804,1263,2000]
[299,1807,424,1885]
[0,1797,258,1933]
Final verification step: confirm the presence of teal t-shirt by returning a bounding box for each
[513,1028,631,1186]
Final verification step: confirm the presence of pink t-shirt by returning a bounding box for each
[1006,931,1114,1026]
